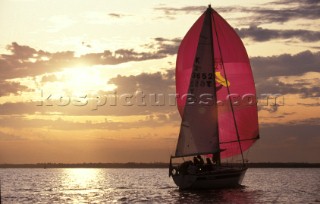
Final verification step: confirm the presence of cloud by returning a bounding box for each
[0,42,72,80]
[297,102,320,107]
[255,77,320,97]
[3,40,316,86]
[242,0,319,24]
[0,102,40,115]
[155,1,320,24]
[1,48,319,115]
[251,51,320,79]
[108,13,122,18]
[109,69,175,93]
[0,81,29,96]
[249,7,319,24]
[6,42,37,59]
[153,37,180,55]
[268,0,318,5]
[154,5,245,17]
[0,131,25,141]
[41,74,59,83]
[154,6,206,19]
[251,51,320,97]
[0,69,177,116]
[235,25,320,42]
[0,111,179,131]
[0,40,179,81]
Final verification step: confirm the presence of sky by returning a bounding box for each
[0,0,319,163]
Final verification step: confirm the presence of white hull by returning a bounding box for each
[172,167,247,190]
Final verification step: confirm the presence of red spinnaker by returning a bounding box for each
[176,9,259,158]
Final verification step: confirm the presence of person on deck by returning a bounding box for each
[212,154,220,165]
[197,155,205,165]
[206,157,213,165]
[193,156,200,165]
[179,160,193,175]
[206,157,213,171]
[195,155,205,172]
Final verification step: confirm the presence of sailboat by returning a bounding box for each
[169,5,259,190]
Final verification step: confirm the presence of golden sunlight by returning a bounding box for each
[63,168,101,189]
[60,66,115,94]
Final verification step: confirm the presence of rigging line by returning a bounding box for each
[211,10,245,166]
[207,5,221,161]
[219,136,259,144]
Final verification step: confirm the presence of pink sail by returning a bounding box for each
[176,14,205,116]
[211,10,259,158]
[175,7,259,159]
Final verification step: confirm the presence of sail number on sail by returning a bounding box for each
[190,71,229,88]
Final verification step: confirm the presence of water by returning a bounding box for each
[0,168,319,203]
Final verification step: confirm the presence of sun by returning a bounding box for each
[60,65,115,95]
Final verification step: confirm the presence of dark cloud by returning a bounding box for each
[80,49,165,66]
[251,50,320,79]
[154,6,206,19]
[108,13,122,18]
[255,77,320,98]
[143,37,180,55]
[0,102,41,115]
[267,0,319,7]
[259,1,319,24]
[0,43,74,81]
[248,5,319,24]
[155,3,320,47]
[154,5,243,17]
[297,102,320,107]
[0,81,29,96]
[155,1,320,24]
[6,42,37,59]
[252,51,320,97]
[109,69,175,93]
[236,25,320,42]
[81,41,91,48]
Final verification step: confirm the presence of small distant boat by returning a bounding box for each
[169,5,259,190]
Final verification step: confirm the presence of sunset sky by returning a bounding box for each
[0,0,319,163]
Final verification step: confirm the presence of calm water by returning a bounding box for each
[0,168,319,203]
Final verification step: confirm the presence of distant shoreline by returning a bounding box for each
[1,163,320,168]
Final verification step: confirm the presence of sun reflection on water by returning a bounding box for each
[63,168,101,190]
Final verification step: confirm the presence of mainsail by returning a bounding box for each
[175,6,259,158]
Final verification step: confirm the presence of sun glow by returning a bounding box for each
[63,169,101,190]
[60,66,116,94]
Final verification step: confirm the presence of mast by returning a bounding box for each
[211,7,245,165]
[207,5,221,166]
